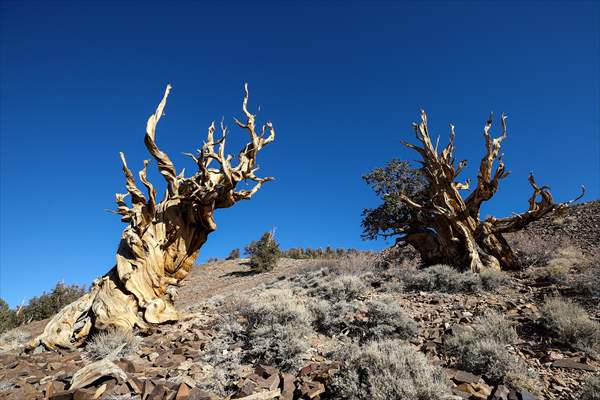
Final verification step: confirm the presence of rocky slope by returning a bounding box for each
[0,201,598,400]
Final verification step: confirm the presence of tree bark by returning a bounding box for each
[29,83,276,350]
[396,111,584,272]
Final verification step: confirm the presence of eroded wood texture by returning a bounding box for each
[397,111,584,272]
[30,84,275,349]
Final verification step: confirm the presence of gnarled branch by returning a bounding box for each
[465,113,510,218]
[29,83,276,351]
[489,173,585,233]
[144,84,179,196]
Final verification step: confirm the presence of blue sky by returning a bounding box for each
[1,1,598,307]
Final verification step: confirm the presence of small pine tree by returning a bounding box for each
[325,246,335,258]
[226,248,241,260]
[245,231,281,272]
[0,298,16,334]
[18,282,86,323]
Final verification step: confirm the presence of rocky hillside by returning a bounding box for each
[518,199,600,254]
[0,201,599,400]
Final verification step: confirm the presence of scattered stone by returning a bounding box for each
[175,383,192,399]
[491,384,511,400]
[299,380,325,399]
[453,369,482,384]
[33,345,45,354]
[280,372,295,400]
[517,389,538,400]
[552,358,597,371]
[148,383,168,399]
[73,387,96,400]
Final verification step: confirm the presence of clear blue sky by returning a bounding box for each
[1,1,598,307]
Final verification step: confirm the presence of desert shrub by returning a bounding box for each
[363,297,418,342]
[508,231,569,268]
[329,339,452,400]
[472,312,518,344]
[226,248,241,260]
[310,295,417,343]
[525,247,585,285]
[0,329,31,353]
[309,274,367,302]
[246,323,310,372]
[445,313,535,387]
[527,264,569,284]
[287,267,334,296]
[540,297,600,355]
[245,231,281,272]
[573,265,600,298]
[199,333,244,396]
[196,296,250,396]
[282,247,366,260]
[551,247,588,266]
[310,299,359,337]
[479,269,510,291]
[85,328,141,360]
[450,337,516,383]
[239,289,311,371]
[240,289,312,328]
[581,375,600,400]
[404,264,482,293]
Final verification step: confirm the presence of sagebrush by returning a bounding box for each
[445,312,537,389]
[540,297,600,356]
[85,328,141,361]
[330,339,452,400]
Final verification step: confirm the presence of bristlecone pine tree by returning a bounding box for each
[364,111,584,272]
[29,84,275,350]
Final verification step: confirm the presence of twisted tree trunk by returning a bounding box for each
[397,112,584,272]
[29,84,276,350]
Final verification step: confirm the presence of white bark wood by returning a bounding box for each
[397,111,584,271]
[29,84,275,350]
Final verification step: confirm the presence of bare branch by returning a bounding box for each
[464,112,509,218]
[144,84,178,196]
[119,152,146,206]
[138,160,156,212]
[488,173,565,233]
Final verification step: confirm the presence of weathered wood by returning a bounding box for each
[398,111,584,272]
[29,84,276,350]
[70,344,127,390]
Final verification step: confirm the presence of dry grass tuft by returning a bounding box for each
[540,297,600,356]
[446,312,538,390]
[239,289,312,371]
[308,274,367,302]
[85,328,141,361]
[527,247,587,285]
[581,375,600,400]
[573,264,600,298]
[330,339,452,400]
[362,297,418,342]
[0,329,31,353]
